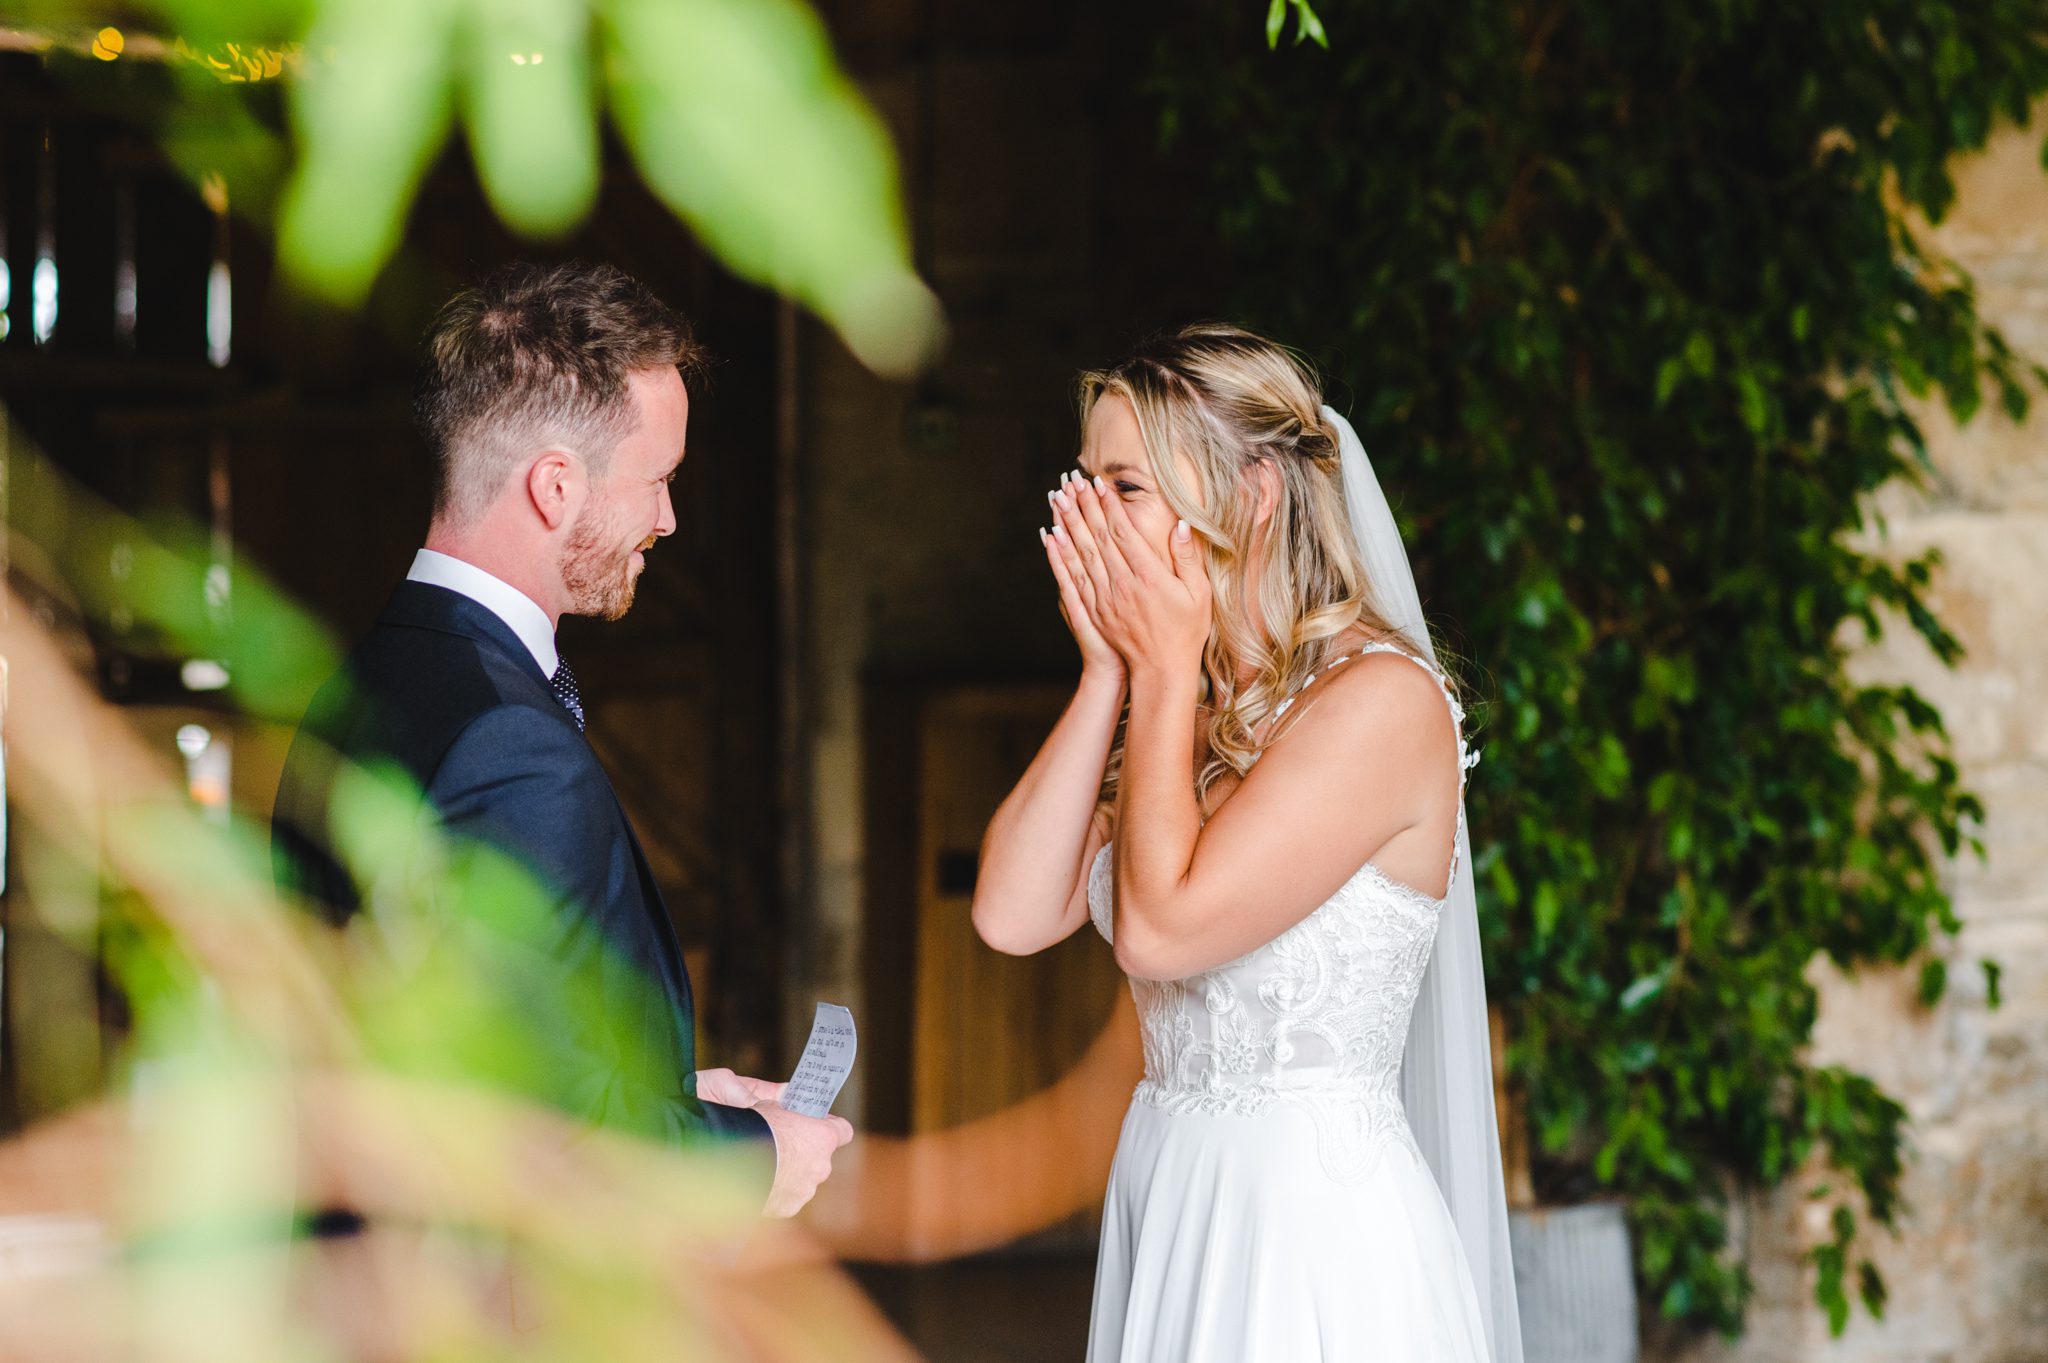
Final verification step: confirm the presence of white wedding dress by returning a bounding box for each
[1085,642,1494,1363]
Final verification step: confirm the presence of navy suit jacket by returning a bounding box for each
[273,580,770,1151]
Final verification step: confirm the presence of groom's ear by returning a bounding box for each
[525,449,586,531]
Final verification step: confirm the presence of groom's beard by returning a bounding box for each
[562,502,650,621]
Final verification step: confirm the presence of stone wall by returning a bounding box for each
[1666,119,2048,1363]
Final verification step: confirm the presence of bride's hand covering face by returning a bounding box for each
[1044,393,1213,682]
[1040,504,1123,682]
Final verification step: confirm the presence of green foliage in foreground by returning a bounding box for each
[24,0,941,374]
[1153,0,2048,1335]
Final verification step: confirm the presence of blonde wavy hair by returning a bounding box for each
[1084,323,1433,808]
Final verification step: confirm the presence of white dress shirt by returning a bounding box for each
[406,548,559,676]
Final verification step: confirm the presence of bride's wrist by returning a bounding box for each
[1078,663,1127,699]
[1125,660,1200,707]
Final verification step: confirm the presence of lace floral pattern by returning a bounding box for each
[1088,644,1471,1184]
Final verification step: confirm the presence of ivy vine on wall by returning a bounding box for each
[1176,0,2048,1335]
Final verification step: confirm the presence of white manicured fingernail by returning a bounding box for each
[1175,518,1190,540]
[1093,476,1108,494]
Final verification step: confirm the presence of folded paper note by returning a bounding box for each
[783,1002,856,1118]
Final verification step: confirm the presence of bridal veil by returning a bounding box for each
[1323,404,1525,1363]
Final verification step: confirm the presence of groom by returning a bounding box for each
[273,261,849,1217]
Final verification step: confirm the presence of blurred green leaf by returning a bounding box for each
[146,0,942,374]
[605,0,942,375]
[273,0,460,301]
[458,0,600,236]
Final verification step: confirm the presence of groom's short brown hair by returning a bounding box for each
[416,261,707,526]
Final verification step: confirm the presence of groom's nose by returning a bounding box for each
[654,482,677,538]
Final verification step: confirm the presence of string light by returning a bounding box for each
[1,26,303,79]
[32,129,55,347]
[175,37,296,82]
[31,246,54,346]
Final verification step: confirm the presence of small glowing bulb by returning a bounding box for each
[90,27,124,61]
[530,52,544,64]
[510,52,527,65]
[181,659,231,692]
[206,260,231,367]
[175,724,212,759]
[31,255,56,346]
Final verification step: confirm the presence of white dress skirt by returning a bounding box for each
[1090,1097,1490,1362]
[1084,645,1494,1362]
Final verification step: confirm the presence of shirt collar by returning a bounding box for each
[406,549,559,675]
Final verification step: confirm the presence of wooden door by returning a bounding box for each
[895,685,1126,1134]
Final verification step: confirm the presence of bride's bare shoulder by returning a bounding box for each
[1282,640,1457,755]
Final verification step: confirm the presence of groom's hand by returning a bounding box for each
[694,1067,786,1107]
[754,1102,856,1218]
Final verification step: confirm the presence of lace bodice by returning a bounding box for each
[1088,643,1477,1183]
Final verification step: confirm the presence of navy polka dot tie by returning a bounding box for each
[549,659,586,732]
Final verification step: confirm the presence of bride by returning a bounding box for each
[972,325,1523,1361]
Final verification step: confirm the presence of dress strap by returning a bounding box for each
[1270,640,1479,783]
[1338,643,1478,896]
[1251,639,1478,897]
